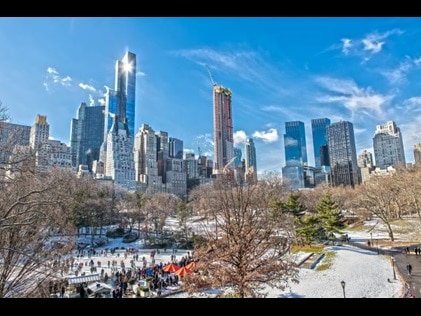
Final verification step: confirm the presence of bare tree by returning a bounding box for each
[0,166,77,297]
[183,172,299,298]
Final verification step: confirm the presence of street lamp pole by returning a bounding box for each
[370,232,373,247]
[340,280,346,298]
[391,257,397,280]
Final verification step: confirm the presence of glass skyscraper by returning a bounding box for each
[70,102,105,171]
[169,137,184,159]
[311,118,331,168]
[282,121,307,189]
[327,121,360,187]
[104,51,136,144]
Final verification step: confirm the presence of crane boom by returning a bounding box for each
[206,64,217,87]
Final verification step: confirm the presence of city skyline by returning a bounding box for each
[1,17,421,176]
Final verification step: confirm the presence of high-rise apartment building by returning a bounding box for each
[134,123,162,192]
[311,118,331,168]
[327,121,360,187]
[282,121,307,189]
[373,120,406,169]
[105,116,136,189]
[30,114,49,151]
[70,102,104,171]
[212,84,234,175]
[357,149,374,183]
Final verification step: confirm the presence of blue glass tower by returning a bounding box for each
[282,121,307,189]
[116,51,136,139]
[311,118,331,168]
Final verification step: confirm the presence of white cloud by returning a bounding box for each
[98,98,106,106]
[233,130,248,145]
[336,28,404,62]
[43,66,72,92]
[315,76,393,117]
[136,71,146,77]
[79,83,97,92]
[47,67,59,75]
[381,56,421,85]
[341,38,352,54]
[252,128,279,143]
[89,94,95,106]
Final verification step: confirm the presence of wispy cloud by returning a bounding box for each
[252,128,279,143]
[171,47,289,97]
[284,136,298,147]
[79,83,97,92]
[315,76,394,118]
[43,67,72,93]
[98,98,106,106]
[194,133,214,157]
[335,29,404,62]
[136,71,146,77]
[381,56,421,85]
[341,38,352,55]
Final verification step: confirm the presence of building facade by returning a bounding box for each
[105,116,136,189]
[311,118,331,168]
[282,121,307,189]
[244,138,257,184]
[327,121,360,187]
[70,102,104,171]
[212,84,234,175]
[373,120,406,170]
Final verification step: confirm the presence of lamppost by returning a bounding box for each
[391,257,397,280]
[370,232,373,247]
[340,280,346,298]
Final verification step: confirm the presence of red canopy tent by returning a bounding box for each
[175,266,193,277]
[162,263,180,273]
[185,261,197,270]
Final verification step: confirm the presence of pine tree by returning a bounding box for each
[316,191,345,244]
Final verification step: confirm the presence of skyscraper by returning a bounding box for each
[169,137,183,159]
[212,84,234,175]
[311,118,331,168]
[373,121,406,169]
[327,121,360,187]
[103,51,136,149]
[245,138,257,184]
[105,116,136,189]
[282,121,307,189]
[30,114,49,151]
[70,102,104,171]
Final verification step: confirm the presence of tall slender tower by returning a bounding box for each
[212,84,234,175]
[102,51,136,159]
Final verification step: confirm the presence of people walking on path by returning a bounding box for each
[406,263,413,275]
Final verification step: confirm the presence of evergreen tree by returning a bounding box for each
[316,191,345,243]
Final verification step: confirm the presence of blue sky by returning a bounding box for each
[1,17,421,176]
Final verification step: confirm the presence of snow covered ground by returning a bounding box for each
[62,216,407,298]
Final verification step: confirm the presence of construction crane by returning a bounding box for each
[206,64,217,87]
